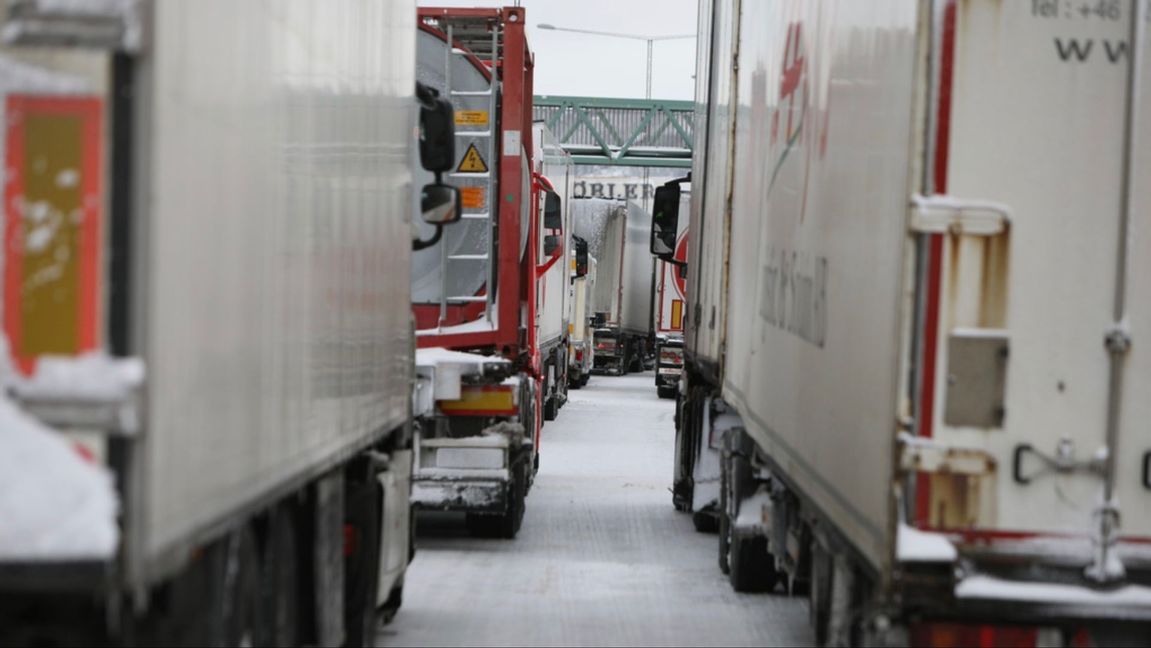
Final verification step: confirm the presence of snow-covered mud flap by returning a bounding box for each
[674,390,722,528]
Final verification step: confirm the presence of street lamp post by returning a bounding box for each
[537,23,694,100]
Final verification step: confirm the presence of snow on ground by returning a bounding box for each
[382,371,812,647]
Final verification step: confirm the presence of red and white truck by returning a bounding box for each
[653,190,689,399]
[662,0,1151,644]
[410,7,584,538]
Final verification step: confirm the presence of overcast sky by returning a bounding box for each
[417,0,699,101]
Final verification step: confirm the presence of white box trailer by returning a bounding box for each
[0,1,437,645]
[572,198,654,375]
[533,122,575,418]
[567,243,597,389]
[670,0,1151,644]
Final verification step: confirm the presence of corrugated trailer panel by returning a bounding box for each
[621,201,654,337]
[137,1,415,576]
[721,0,921,569]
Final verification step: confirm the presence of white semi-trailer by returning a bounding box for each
[533,122,576,419]
[568,248,596,389]
[664,0,1151,645]
[0,1,460,645]
[574,199,654,375]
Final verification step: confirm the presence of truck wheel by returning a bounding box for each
[224,528,263,648]
[718,453,731,574]
[657,385,676,399]
[728,533,780,593]
[466,461,527,539]
[543,396,558,421]
[810,540,833,646]
[260,507,300,647]
[343,474,382,648]
[579,373,590,388]
[692,504,719,533]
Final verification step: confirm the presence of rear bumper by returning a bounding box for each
[411,472,509,513]
[655,366,682,386]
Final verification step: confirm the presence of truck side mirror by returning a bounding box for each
[544,190,562,230]
[574,237,589,278]
[544,234,561,257]
[650,183,680,257]
[421,183,461,225]
[417,82,455,174]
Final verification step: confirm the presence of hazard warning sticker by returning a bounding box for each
[457,143,488,173]
[455,110,489,127]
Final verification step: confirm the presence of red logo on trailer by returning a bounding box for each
[672,233,688,300]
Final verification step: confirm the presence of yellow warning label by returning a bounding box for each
[455,110,489,126]
[460,187,485,209]
[457,143,489,174]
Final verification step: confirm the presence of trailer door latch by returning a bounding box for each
[909,194,1011,236]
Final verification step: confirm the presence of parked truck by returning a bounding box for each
[533,121,576,418]
[409,6,585,538]
[664,0,1151,645]
[568,243,596,389]
[573,198,654,375]
[652,190,689,399]
[0,1,461,645]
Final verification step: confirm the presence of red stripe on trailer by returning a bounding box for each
[915,0,957,528]
[924,527,1151,546]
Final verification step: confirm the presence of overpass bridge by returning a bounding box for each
[533,95,693,168]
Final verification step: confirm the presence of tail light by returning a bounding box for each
[660,348,683,364]
[575,348,584,362]
[910,623,1043,648]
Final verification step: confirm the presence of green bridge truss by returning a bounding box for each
[533,95,693,168]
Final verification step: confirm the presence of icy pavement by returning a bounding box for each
[381,372,813,647]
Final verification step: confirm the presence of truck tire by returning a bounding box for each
[343,473,382,648]
[543,396,558,421]
[718,453,731,574]
[260,507,300,647]
[466,460,526,539]
[728,533,780,593]
[809,540,833,647]
[224,528,264,648]
[657,385,676,399]
[692,504,719,533]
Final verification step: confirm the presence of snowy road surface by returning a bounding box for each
[380,372,812,647]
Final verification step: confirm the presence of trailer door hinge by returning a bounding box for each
[898,433,996,476]
[909,194,1011,236]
